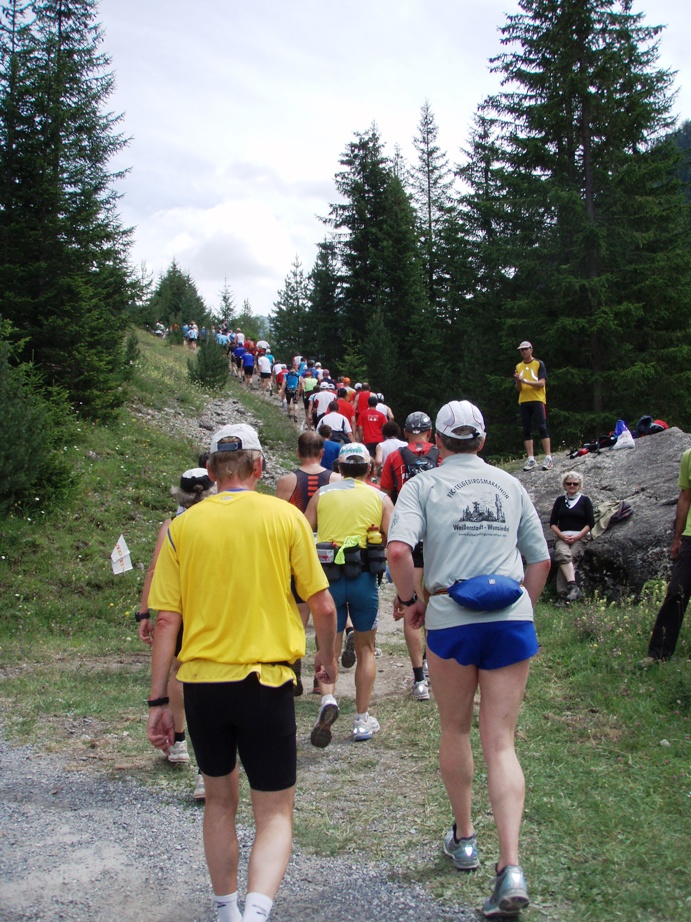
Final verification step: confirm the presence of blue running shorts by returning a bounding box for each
[427,620,538,670]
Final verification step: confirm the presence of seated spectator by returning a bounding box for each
[549,470,594,602]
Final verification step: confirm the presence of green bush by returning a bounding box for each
[187,335,229,390]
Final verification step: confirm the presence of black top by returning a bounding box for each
[550,494,595,533]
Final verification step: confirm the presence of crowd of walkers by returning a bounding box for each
[137,331,686,922]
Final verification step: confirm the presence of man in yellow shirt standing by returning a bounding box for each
[514,340,553,471]
[147,423,337,922]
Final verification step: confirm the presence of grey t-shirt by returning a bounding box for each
[388,452,549,629]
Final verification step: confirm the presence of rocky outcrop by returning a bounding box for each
[514,427,691,598]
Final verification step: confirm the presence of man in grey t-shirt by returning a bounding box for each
[387,400,549,919]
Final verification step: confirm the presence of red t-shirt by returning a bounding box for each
[360,408,387,444]
[337,399,355,423]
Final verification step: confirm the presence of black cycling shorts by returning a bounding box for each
[184,674,297,791]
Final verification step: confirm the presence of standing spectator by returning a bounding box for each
[147,424,337,922]
[388,400,549,919]
[514,340,553,471]
[640,448,691,666]
[380,411,439,700]
[549,471,594,602]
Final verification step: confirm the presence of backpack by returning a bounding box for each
[400,445,439,479]
[330,425,351,445]
[285,371,300,390]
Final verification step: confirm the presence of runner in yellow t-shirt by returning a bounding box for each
[514,340,553,471]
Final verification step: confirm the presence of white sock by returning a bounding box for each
[214,892,241,922]
[321,693,337,707]
[242,891,274,922]
[355,712,368,721]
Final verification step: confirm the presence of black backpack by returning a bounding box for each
[400,445,439,479]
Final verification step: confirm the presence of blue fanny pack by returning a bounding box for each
[447,575,523,612]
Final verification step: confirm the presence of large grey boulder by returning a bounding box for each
[513,427,691,598]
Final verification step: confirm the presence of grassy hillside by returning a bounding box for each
[0,332,688,921]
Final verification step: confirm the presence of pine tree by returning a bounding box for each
[217,278,236,328]
[410,101,457,314]
[145,260,209,330]
[270,256,309,359]
[304,239,342,366]
[464,0,691,444]
[0,0,133,417]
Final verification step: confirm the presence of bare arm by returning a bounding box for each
[275,472,297,503]
[672,488,691,556]
[147,609,181,754]
[308,588,338,685]
[380,494,395,541]
[523,559,551,608]
[138,518,171,644]
[388,539,426,629]
[304,492,318,531]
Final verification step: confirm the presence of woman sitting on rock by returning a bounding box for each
[549,470,594,602]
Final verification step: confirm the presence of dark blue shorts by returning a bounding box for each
[427,620,538,670]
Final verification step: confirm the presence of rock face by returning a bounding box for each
[514,427,691,598]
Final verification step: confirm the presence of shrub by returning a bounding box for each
[187,336,229,390]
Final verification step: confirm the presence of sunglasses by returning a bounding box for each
[564,482,579,487]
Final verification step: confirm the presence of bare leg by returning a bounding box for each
[523,439,534,458]
[541,437,552,457]
[354,629,377,713]
[478,659,531,869]
[203,768,240,895]
[247,787,295,898]
[426,649,477,838]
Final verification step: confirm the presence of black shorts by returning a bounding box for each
[285,388,297,404]
[235,357,243,368]
[244,365,255,376]
[260,372,271,380]
[520,401,548,440]
[184,675,296,791]
[174,625,183,657]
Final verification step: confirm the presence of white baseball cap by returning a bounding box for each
[210,424,262,454]
[435,401,486,440]
[518,341,532,350]
[338,442,371,463]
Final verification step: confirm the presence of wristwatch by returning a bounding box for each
[397,592,418,607]
[135,610,151,622]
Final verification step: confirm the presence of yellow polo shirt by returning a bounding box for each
[150,490,329,686]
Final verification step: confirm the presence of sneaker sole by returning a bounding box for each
[167,754,190,764]
[483,892,529,917]
[310,703,339,748]
[341,632,356,669]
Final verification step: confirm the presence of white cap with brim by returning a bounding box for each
[338,442,371,463]
[180,468,213,491]
[436,401,486,440]
[518,341,532,350]
[210,424,262,454]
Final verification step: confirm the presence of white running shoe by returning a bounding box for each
[193,772,206,801]
[352,713,380,741]
[311,696,339,748]
[167,740,190,763]
[412,679,430,701]
[523,457,537,471]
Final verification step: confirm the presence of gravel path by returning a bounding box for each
[0,736,475,922]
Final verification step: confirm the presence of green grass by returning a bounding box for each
[0,331,689,921]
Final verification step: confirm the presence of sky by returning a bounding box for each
[98,0,691,320]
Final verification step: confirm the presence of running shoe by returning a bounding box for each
[310,696,339,748]
[352,713,380,741]
[193,772,206,801]
[541,457,554,470]
[443,827,480,870]
[412,678,430,701]
[523,458,536,471]
[341,629,356,668]
[167,740,190,763]
[482,865,529,917]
